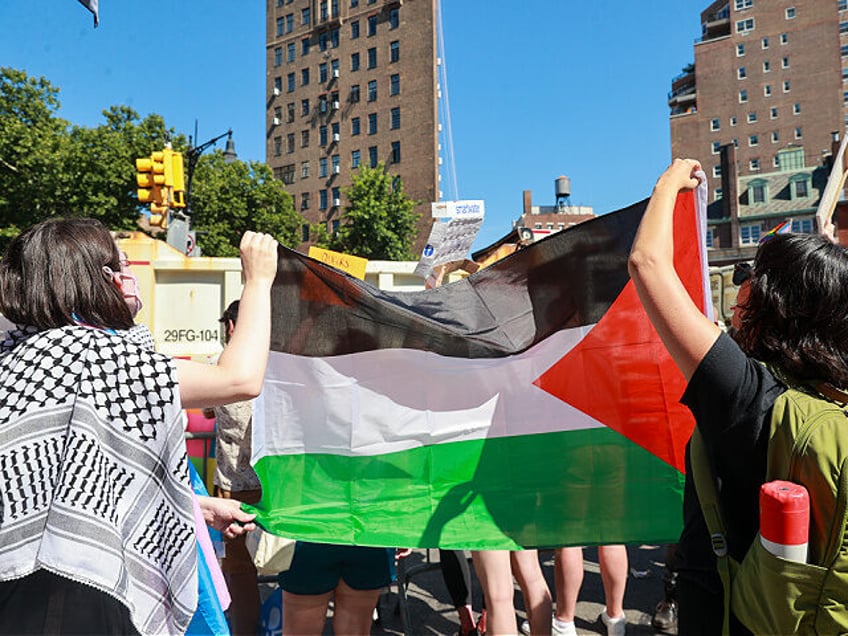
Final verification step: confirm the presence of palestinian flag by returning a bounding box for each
[249,186,710,550]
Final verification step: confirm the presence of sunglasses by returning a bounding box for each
[733,262,752,286]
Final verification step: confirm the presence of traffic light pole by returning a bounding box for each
[184,129,235,217]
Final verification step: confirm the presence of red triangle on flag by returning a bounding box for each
[534,192,705,473]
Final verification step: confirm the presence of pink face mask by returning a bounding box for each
[103,257,143,318]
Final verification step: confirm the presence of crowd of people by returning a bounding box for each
[2,156,848,635]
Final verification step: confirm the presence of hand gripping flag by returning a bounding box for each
[249,185,711,550]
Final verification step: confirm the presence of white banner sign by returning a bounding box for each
[430,199,486,219]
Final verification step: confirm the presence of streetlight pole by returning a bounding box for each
[167,128,237,256]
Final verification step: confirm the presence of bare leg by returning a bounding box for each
[510,550,552,636]
[553,547,584,623]
[471,550,518,635]
[331,579,382,636]
[282,590,333,636]
[598,545,628,619]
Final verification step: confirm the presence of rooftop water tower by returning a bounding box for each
[555,176,572,212]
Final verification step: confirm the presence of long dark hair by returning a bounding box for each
[736,233,848,387]
[0,218,134,331]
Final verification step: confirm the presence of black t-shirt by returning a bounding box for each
[678,331,785,570]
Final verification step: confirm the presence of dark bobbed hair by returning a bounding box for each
[736,233,848,387]
[0,218,135,331]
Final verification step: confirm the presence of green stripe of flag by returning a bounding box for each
[248,428,684,550]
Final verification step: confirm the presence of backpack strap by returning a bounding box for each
[690,427,733,636]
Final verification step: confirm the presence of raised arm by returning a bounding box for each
[176,231,279,408]
[628,159,721,381]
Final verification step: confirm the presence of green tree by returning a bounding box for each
[323,163,420,260]
[189,152,303,256]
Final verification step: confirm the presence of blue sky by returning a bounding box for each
[0,1,706,251]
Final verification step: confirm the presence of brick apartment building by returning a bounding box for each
[265,0,438,251]
[669,0,847,264]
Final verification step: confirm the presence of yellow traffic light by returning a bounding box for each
[164,150,187,208]
[150,200,169,229]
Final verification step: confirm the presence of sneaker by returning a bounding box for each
[552,616,578,636]
[600,608,626,636]
[651,600,677,631]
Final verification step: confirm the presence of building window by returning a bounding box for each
[320,0,329,20]
[840,0,848,11]
[351,52,360,71]
[712,165,722,177]
[331,154,340,173]
[389,7,399,29]
[391,107,401,129]
[286,134,295,154]
[319,157,328,178]
[351,149,361,168]
[351,0,358,7]
[777,147,805,170]
[320,125,328,146]
[793,102,801,115]
[750,158,760,171]
[763,60,770,73]
[274,106,282,124]
[351,20,360,39]
[390,74,400,95]
[302,38,311,56]
[390,141,401,163]
[736,43,746,57]
[369,145,378,168]
[740,223,762,245]
[785,7,796,19]
[747,111,757,123]
[771,130,779,143]
[281,163,296,184]
[764,84,771,97]
[712,141,721,154]
[730,115,738,126]
[782,80,790,93]
[332,187,340,205]
[301,223,310,241]
[351,117,361,135]
[302,7,311,24]
[737,66,747,79]
[367,47,377,68]
[301,98,310,116]
[792,179,810,199]
[287,72,295,92]
[734,0,753,9]
[302,68,310,86]
[714,189,723,201]
[274,76,282,94]
[319,62,328,83]
[705,227,717,249]
[368,112,378,135]
[331,122,340,141]
[301,129,309,147]
[791,218,813,232]
[350,84,361,102]
[739,89,748,103]
[367,79,378,101]
[711,118,720,131]
[773,155,781,168]
[273,136,282,156]
[276,17,285,36]
[795,127,803,139]
[287,43,296,63]
[749,134,759,146]
[781,32,788,44]
[301,161,310,178]
[319,31,328,51]
[274,47,283,67]
[390,40,400,63]
[319,94,328,113]
[770,106,778,119]
[761,36,769,49]
[751,181,765,201]
[287,13,294,32]
[781,56,789,69]
[736,18,755,33]
[367,14,377,36]
[319,189,328,210]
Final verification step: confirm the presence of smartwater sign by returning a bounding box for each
[414,200,485,279]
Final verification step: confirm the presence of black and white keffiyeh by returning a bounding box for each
[0,325,197,635]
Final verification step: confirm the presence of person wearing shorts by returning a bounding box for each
[278,542,395,635]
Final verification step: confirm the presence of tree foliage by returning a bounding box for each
[0,67,303,255]
[322,163,420,260]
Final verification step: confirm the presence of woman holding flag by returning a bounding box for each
[629,159,848,633]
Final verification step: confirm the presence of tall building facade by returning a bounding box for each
[266,0,438,250]
[669,0,846,264]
